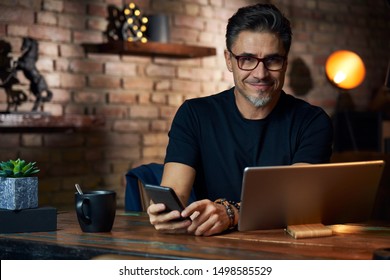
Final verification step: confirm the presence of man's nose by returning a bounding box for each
[251,61,269,79]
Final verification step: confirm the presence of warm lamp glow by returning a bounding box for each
[325,50,366,89]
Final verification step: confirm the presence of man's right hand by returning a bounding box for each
[147,202,192,234]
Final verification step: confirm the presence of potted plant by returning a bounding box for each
[0,158,40,210]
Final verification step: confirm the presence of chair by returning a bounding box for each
[125,163,163,211]
[125,163,197,212]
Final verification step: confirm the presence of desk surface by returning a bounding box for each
[1,211,389,260]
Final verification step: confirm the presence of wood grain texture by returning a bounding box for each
[0,211,389,260]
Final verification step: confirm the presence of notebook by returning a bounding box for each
[238,160,385,231]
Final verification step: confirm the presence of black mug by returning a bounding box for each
[75,190,116,232]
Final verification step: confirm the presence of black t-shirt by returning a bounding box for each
[165,87,333,202]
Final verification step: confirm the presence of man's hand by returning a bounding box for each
[147,203,191,234]
[181,199,231,236]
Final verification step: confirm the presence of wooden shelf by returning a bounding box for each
[0,114,105,133]
[83,41,217,58]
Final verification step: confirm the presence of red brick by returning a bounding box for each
[59,44,84,58]
[60,73,86,89]
[87,18,107,32]
[170,27,200,44]
[7,25,28,37]
[43,0,64,12]
[104,147,141,160]
[87,3,108,17]
[70,60,103,74]
[39,41,59,56]
[0,23,6,36]
[44,134,84,147]
[37,11,58,26]
[130,105,159,119]
[108,92,137,104]
[155,80,171,91]
[142,146,166,158]
[55,58,70,71]
[85,148,103,161]
[105,62,137,76]
[63,0,86,15]
[0,134,20,148]
[113,119,149,133]
[172,79,201,93]
[49,88,71,102]
[151,120,170,132]
[143,133,168,146]
[36,57,54,72]
[91,133,141,147]
[43,103,64,116]
[160,105,178,120]
[44,72,61,88]
[89,75,120,89]
[95,105,128,118]
[58,14,85,29]
[174,15,205,31]
[48,162,88,176]
[29,25,71,42]
[184,3,200,16]
[73,30,103,44]
[123,77,154,90]
[74,91,105,104]
[138,92,151,105]
[145,64,176,78]
[0,7,34,25]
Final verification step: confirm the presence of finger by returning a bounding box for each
[202,221,226,236]
[147,203,166,215]
[192,213,221,236]
[181,199,208,217]
[155,219,192,234]
[150,209,182,225]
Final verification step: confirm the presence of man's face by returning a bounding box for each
[224,31,287,108]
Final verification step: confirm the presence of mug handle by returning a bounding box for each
[76,198,92,224]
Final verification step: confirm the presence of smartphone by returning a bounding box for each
[144,184,185,213]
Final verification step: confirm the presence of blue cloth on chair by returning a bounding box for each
[125,163,197,211]
[125,163,163,211]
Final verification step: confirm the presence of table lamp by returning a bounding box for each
[325,50,368,151]
[325,50,366,111]
[325,50,366,90]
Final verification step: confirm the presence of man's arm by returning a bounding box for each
[160,162,196,206]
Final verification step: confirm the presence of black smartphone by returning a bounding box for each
[144,184,185,213]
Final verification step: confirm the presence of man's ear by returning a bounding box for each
[224,50,233,72]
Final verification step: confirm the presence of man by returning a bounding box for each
[147,3,333,236]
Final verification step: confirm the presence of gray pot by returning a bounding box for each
[0,177,38,210]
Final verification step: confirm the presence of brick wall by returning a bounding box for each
[0,0,389,210]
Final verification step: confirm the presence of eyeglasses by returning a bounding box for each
[229,51,286,71]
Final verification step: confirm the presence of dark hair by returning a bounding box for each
[226,4,292,55]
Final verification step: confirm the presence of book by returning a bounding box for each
[0,206,57,233]
[286,223,333,239]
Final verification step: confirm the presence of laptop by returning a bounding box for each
[238,160,385,231]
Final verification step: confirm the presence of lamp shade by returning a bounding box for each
[325,50,366,89]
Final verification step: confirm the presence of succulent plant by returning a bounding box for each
[0,158,40,178]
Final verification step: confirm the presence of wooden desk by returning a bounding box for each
[0,211,389,260]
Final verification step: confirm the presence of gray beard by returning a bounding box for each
[243,92,271,108]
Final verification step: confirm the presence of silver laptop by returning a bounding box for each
[238,160,385,231]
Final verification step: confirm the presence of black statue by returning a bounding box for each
[14,37,53,111]
[0,40,27,112]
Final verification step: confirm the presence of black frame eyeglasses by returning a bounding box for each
[229,51,286,71]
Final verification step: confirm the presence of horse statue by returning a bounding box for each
[0,40,27,112]
[14,37,53,111]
